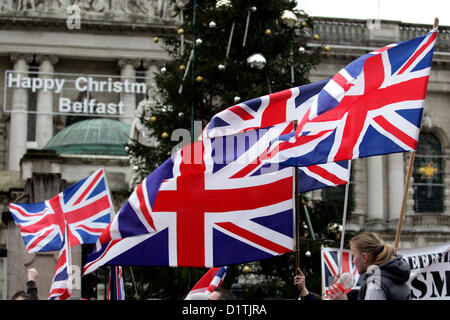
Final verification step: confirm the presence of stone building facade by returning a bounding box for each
[0,0,176,299]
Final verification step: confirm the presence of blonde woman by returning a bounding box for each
[329,232,411,300]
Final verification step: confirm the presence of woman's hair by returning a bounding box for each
[350,232,395,265]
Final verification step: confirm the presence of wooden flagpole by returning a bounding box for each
[338,160,352,273]
[393,152,415,253]
[393,17,439,252]
[293,120,301,272]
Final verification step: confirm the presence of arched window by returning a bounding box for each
[413,132,444,213]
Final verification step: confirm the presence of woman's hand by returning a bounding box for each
[328,283,348,300]
[294,268,309,298]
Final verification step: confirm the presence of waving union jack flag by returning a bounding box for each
[269,29,437,166]
[185,266,230,300]
[84,128,295,273]
[321,247,362,298]
[10,168,113,252]
[48,242,72,300]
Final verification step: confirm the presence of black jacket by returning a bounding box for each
[358,255,411,300]
[26,280,38,300]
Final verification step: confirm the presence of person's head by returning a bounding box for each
[208,287,236,300]
[11,290,33,300]
[350,232,395,274]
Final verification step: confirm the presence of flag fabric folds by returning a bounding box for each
[85,127,295,273]
[108,266,125,300]
[204,79,329,138]
[203,78,350,192]
[268,29,437,167]
[9,168,113,253]
[185,266,230,300]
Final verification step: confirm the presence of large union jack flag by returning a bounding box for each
[9,168,113,252]
[321,247,362,299]
[85,128,295,273]
[268,29,437,167]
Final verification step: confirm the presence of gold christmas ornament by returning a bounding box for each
[195,75,203,82]
[150,116,157,122]
[178,28,184,35]
[153,37,159,43]
[324,45,330,51]
[301,20,308,27]
[265,29,272,36]
[162,132,169,139]
[313,34,320,40]
[179,64,186,71]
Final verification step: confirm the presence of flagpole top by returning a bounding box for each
[433,17,439,28]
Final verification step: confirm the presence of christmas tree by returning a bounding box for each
[125,0,339,299]
[127,0,323,186]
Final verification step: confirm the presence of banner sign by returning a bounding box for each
[321,243,450,300]
[3,70,151,118]
[401,242,450,300]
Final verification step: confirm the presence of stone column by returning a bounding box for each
[118,58,141,126]
[35,55,58,149]
[142,59,160,95]
[8,53,33,171]
[387,153,405,222]
[366,156,385,227]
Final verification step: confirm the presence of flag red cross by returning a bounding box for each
[152,144,293,266]
[49,170,111,247]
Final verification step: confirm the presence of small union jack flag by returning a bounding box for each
[268,28,437,167]
[108,266,125,300]
[48,241,72,300]
[185,266,230,300]
[10,168,113,252]
[321,247,361,298]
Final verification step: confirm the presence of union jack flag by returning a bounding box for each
[84,128,295,273]
[10,168,113,253]
[185,266,230,300]
[108,266,125,300]
[321,247,361,299]
[48,242,71,300]
[269,29,437,166]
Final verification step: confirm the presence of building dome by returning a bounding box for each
[44,119,130,155]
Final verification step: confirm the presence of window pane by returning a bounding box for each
[413,133,444,213]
